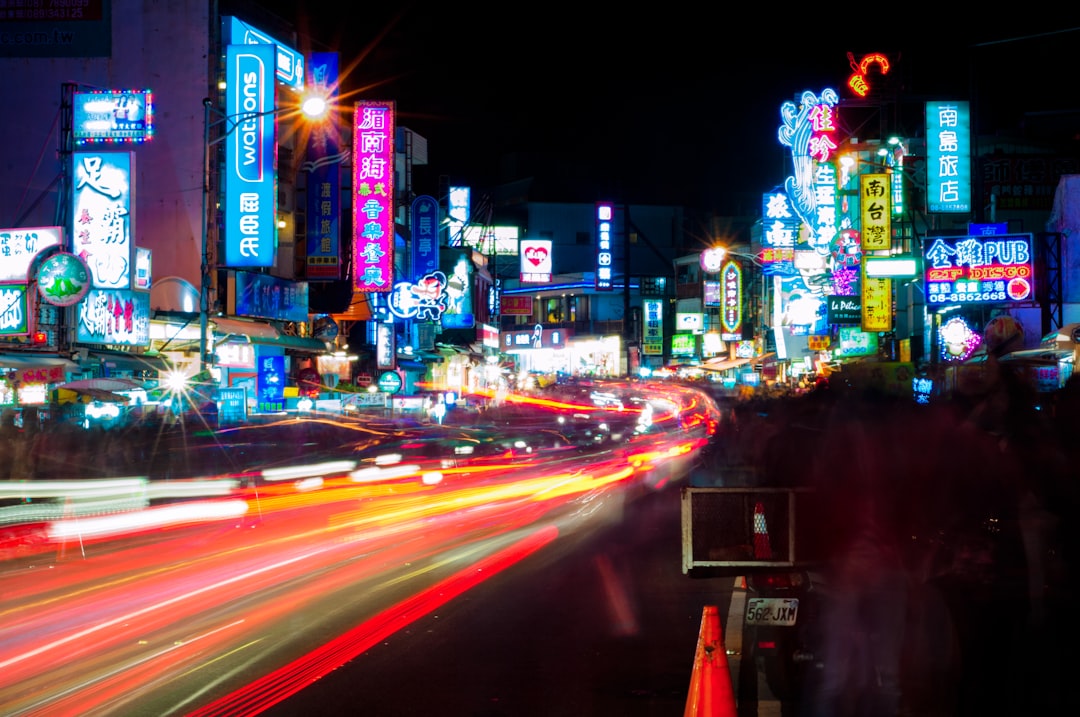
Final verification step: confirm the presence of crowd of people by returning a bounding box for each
[696,358,1080,715]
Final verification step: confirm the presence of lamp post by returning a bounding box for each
[198,94,330,375]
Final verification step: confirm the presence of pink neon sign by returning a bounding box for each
[353,100,395,293]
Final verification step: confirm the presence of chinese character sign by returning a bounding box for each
[224,43,277,268]
[71,151,133,289]
[922,233,1033,305]
[304,52,342,280]
[721,261,742,335]
[73,90,153,144]
[860,173,892,250]
[0,226,62,282]
[353,100,395,293]
[596,203,614,290]
[0,283,28,335]
[926,100,971,213]
[257,355,286,412]
[761,190,798,275]
[76,289,151,346]
[411,195,440,281]
[861,272,892,333]
[777,88,839,254]
[642,299,663,356]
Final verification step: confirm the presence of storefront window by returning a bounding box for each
[545,298,562,323]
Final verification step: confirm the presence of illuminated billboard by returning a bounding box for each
[304,52,342,280]
[77,289,151,346]
[72,150,134,289]
[222,16,304,91]
[595,203,613,290]
[411,195,440,280]
[352,100,395,293]
[923,233,1034,305]
[520,239,552,283]
[73,90,153,143]
[224,43,277,268]
[0,226,62,282]
[926,101,971,214]
[721,261,742,336]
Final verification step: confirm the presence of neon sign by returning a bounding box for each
[595,203,613,290]
[721,261,742,335]
[846,53,890,98]
[353,101,395,293]
[923,233,1034,305]
[939,316,981,362]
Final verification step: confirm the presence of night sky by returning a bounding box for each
[253,3,1079,215]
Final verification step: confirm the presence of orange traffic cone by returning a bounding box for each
[684,604,737,717]
[753,501,772,559]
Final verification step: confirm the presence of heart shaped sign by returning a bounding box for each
[525,246,548,267]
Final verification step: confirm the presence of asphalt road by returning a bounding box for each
[260,479,756,717]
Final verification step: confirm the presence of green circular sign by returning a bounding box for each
[377,370,402,394]
[37,252,91,307]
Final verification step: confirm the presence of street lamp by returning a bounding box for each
[198,91,332,374]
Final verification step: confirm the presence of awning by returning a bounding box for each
[999,348,1074,364]
[212,317,280,341]
[87,350,173,374]
[53,386,132,405]
[700,357,753,372]
[0,353,78,371]
[212,317,330,354]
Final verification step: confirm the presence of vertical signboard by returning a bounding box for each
[304,52,341,280]
[353,100,395,293]
[760,190,797,275]
[926,100,971,214]
[721,260,742,338]
[224,43,277,268]
[257,354,286,413]
[861,271,892,333]
[642,299,663,356]
[411,195,440,280]
[860,173,891,250]
[446,186,470,246]
[72,150,134,289]
[595,203,614,290]
[440,247,474,329]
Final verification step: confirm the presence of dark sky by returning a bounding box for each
[255,3,1079,214]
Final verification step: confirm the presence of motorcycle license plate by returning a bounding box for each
[745,597,799,626]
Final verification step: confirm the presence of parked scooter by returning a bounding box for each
[744,567,826,707]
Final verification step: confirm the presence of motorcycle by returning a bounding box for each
[744,567,826,706]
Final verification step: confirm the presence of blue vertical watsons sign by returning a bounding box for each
[71,151,134,289]
[224,43,277,268]
[304,52,342,280]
